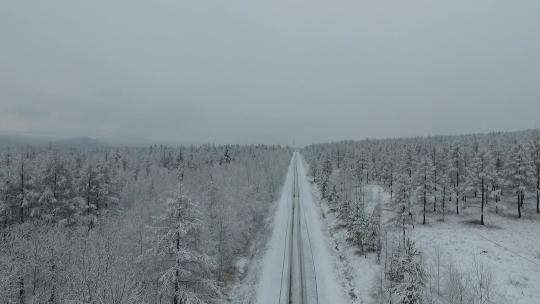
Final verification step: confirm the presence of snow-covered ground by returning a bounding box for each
[305,169,540,304]
[408,203,540,304]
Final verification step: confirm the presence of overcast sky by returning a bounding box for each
[1,1,539,145]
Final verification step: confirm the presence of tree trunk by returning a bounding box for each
[517,192,522,218]
[537,146,539,214]
[423,167,427,225]
[174,231,180,304]
[87,173,92,216]
[423,191,426,225]
[18,276,24,304]
[486,186,489,205]
[481,178,485,225]
[434,190,437,212]
[390,172,393,200]
[456,172,459,215]
[402,217,406,245]
[96,191,100,216]
[49,261,56,304]
[53,172,58,201]
[456,193,459,215]
[434,161,438,212]
[442,186,446,222]
[20,158,24,223]
[536,189,540,214]
[217,216,225,282]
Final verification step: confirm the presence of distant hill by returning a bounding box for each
[0,135,105,148]
[0,134,227,148]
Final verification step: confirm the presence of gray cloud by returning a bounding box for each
[1,0,539,145]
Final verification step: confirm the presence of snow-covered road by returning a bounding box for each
[256,152,346,304]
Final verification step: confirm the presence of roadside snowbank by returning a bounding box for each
[306,177,388,303]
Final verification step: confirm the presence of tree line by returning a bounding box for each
[304,129,540,226]
[0,143,291,303]
[302,129,540,303]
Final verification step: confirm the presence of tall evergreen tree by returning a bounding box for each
[533,137,540,214]
[147,185,218,303]
[505,144,531,218]
[450,146,463,215]
[467,148,493,224]
[415,155,435,225]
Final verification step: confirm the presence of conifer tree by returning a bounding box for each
[467,148,493,224]
[450,146,463,214]
[416,155,435,225]
[532,137,540,214]
[505,144,531,218]
[147,185,218,303]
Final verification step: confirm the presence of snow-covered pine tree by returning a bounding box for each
[450,145,463,215]
[0,151,17,226]
[387,238,426,304]
[463,148,478,203]
[434,148,451,221]
[327,184,338,209]
[320,156,332,199]
[382,158,395,200]
[348,201,368,255]
[393,171,413,243]
[505,144,532,218]
[18,150,42,224]
[491,147,506,213]
[94,163,118,215]
[415,155,435,225]
[429,147,438,213]
[147,185,218,304]
[467,148,494,224]
[531,136,540,214]
[222,147,232,165]
[34,151,74,223]
[359,152,368,184]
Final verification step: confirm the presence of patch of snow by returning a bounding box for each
[409,208,540,304]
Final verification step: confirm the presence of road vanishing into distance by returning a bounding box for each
[280,154,318,304]
[257,152,345,304]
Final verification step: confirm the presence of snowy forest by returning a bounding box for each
[305,129,540,224]
[303,129,540,304]
[0,144,291,303]
[2,0,540,303]
[1,129,539,304]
